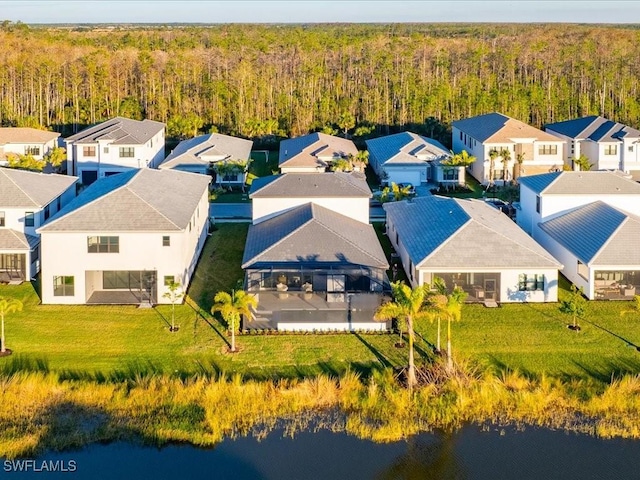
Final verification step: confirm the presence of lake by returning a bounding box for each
[3,424,639,479]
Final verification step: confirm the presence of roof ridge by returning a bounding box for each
[576,115,602,138]
[1,169,39,207]
[540,171,564,194]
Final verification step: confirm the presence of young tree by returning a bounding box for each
[0,298,23,354]
[44,147,67,173]
[162,280,184,332]
[337,111,355,137]
[443,286,467,371]
[560,284,587,331]
[374,281,432,390]
[211,289,257,353]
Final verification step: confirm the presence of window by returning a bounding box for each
[629,145,634,153]
[56,197,61,211]
[104,147,109,154]
[25,146,40,156]
[222,173,239,182]
[577,260,589,280]
[459,131,463,140]
[0,211,4,227]
[538,145,557,155]
[44,205,50,221]
[25,212,34,227]
[518,274,544,291]
[53,276,74,296]
[604,145,618,155]
[119,147,135,158]
[87,236,119,253]
[535,195,541,214]
[83,146,96,157]
[442,168,459,181]
[162,236,170,247]
[164,275,175,286]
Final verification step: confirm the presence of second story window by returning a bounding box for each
[25,212,34,227]
[604,145,618,155]
[44,205,50,221]
[536,195,541,214]
[538,145,557,155]
[25,145,40,156]
[162,236,170,247]
[87,236,119,253]
[83,146,96,157]
[119,147,135,158]
[0,211,5,227]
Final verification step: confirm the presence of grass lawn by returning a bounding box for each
[209,150,279,203]
[1,224,640,383]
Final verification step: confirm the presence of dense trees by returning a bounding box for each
[1,22,640,141]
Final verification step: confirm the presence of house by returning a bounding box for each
[383,195,562,303]
[242,172,390,331]
[544,115,640,176]
[37,169,210,305]
[537,201,640,300]
[452,113,565,185]
[249,172,371,224]
[278,133,358,173]
[64,117,166,186]
[159,133,253,185]
[517,170,640,237]
[0,168,78,283]
[0,128,60,164]
[366,132,465,187]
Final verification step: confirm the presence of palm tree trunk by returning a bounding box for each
[1,314,4,353]
[447,317,453,371]
[407,315,417,390]
[436,317,441,352]
[230,317,236,352]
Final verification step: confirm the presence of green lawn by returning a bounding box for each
[1,224,640,383]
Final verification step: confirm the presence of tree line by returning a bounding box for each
[1,22,640,147]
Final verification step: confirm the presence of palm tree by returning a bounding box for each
[443,286,467,371]
[499,147,511,184]
[427,276,448,354]
[162,280,184,332]
[374,281,431,390]
[0,297,23,354]
[211,289,257,353]
[572,154,593,171]
[444,149,476,168]
[488,148,499,186]
[513,153,525,182]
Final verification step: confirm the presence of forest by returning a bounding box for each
[1,21,640,147]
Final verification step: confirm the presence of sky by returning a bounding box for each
[1,1,640,24]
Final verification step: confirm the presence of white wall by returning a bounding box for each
[278,321,388,332]
[2,138,58,160]
[252,196,370,224]
[384,167,422,186]
[621,138,640,172]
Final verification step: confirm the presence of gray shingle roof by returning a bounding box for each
[249,172,371,198]
[366,132,450,167]
[384,196,561,269]
[0,229,39,250]
[545,115,640,141]
[0,168,78,208]
[452,112,560,143]
[242,203,388,269]
[279,133,358,169]
[0,128,60,144]
[38,169,210,232]
[65,117,165,145]
[159,133,253,169]
[519,170,640,195]
[539,201,640,265]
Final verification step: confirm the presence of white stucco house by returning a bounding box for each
[64,117,166,186]
[243,172,390,332]
[452,112,565,185]
[0,168,78,283]
[366,132,465,186]
[37,169,210,305]
[159,133,253,185]
[544,115,640,176]
[278,133,358,173]
[383,195,562,303]
[0,128,60,164]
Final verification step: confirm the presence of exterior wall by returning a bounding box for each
[596,142,622,170]
[384,166,423,186]
[252,197,369,224]
[386,216,418,288]
[433,165,466,185]
[452,127,485,183]
[1,138,58,160]
[278,320,388,332]
[280,166,326,174]
[621,138,640,172]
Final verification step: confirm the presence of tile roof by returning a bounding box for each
[278,133,358,169]
[0,229,39,250]
[249,172,371,198]
[452,112,561,143]
[366,132,450,166]
[539,201,640,265]
[519,170,640,195]
[242,203,388,269]
[159,133,253,169]
[0,128,60,144]
[65,117,165,145]
[545,115,640,141]
[383,196,561,269]
[38,169,210,232]
[0,167,78,208]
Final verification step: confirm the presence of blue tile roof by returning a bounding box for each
[545,116,600,138]
[518,172,561,194]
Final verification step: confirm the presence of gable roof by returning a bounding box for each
[279,133,358,169]
[0,128,60,145]
[384,196,561,269]
[65,117,165,145]
[545,115,640,142]
[0,168,78,208]
[539,201,640,265]
[249,172,371,198]
[519,170,640,195]
[0,229,39,251]
[366,132,450,166]
[452,112,560,144]
[159,133,253,169]
[38,169,210,233]
[242,203,388,269]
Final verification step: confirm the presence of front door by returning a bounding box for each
[484,278,497,300]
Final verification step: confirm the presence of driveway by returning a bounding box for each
[209,203,252,222]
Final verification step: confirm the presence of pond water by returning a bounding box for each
[3,425,640,479]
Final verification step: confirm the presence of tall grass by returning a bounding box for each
[2,362,640,459]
